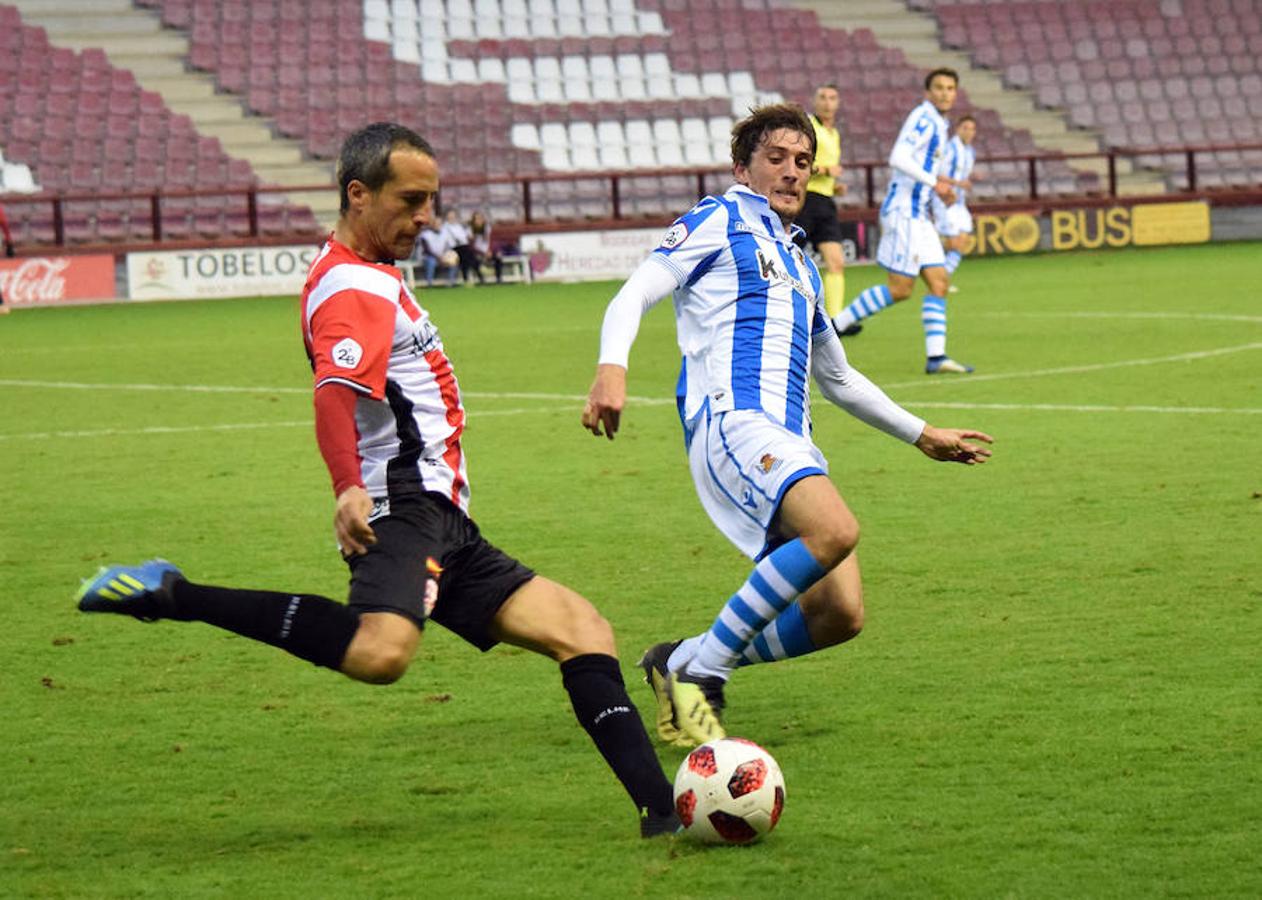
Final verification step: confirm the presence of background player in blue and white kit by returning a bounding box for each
[832,68,975,374]
[582,104,994,747]
[931,115,978,287]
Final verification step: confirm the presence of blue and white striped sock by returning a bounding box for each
[684,539,827,681]
[832,284,894,332]
[737,601,817,666]
[944,250,962,275]
[922,294,947,359]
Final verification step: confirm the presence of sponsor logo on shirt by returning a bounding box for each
[754,247,811,296]
[332,337,364,368]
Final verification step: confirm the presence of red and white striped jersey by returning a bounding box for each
[301,237,469,511]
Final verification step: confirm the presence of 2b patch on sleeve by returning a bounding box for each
[331,337,364,368]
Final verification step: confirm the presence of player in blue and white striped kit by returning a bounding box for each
[931,115,978,286]
[582,104,993,746]
[832,68,975,374]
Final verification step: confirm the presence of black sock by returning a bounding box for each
[170,581,360,670]
[560,653,675,817]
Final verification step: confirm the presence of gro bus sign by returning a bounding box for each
[964,201,1210,255]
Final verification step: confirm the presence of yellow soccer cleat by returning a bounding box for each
[637,641,695,747]
[667,671,727,746]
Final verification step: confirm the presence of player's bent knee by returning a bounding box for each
[341,614,420,684]
[555,605,616,661]
[351,647,412,685]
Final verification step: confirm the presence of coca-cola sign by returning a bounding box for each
[0,255,115,305]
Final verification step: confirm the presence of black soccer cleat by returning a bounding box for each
[75,559,184,621]
[639,807,684,838]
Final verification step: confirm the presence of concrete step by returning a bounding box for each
[170,100,250,124]
[143,78,222,103]
[110,55,191,79]
[11,0,132,12]
[239,145,309,167]
[22,14,161,35]
[254,162,335,185]
[49,33,189,55]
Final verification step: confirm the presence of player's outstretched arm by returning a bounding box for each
[582,363,627,440]
[582,254,677,441]
[913,425,994,465]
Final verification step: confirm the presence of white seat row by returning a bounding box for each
[512,118,734,170]
[367,0,645,18]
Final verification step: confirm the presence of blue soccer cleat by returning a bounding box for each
[75,559,184,621]
[925,356,974,375]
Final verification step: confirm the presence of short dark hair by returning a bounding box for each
[336,122,435,213]
[815,83,839,93]
[730,103,816,168]
[956,114,977,126]
[925,67,959,90]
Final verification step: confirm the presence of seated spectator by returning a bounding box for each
[468,210,504,285]
[416,221,457,287]
[442,209,481,285]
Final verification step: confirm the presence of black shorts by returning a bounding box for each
[345,493,535,651]
[796,191,844,247]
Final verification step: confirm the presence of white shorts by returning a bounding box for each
[876,212,946,276]
[686,407,828,560]
[935,204,973,237]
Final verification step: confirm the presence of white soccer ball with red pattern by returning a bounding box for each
[672,737,785,844]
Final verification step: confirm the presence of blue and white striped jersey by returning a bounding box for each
[649,184,827,437]
[880,99,950,220]
[941,134,975,209]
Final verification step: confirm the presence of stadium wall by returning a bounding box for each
[4,199,1261,305]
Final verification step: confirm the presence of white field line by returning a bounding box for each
[3,338,1261,441]
[4,339,1260,401]
[986,311,1262,324]
[898,401,1262,415]
[0,406,577,442]
[0,379,671,405]
[878,342,1262,391]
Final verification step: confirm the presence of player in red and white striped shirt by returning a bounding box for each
[77,124,680,837]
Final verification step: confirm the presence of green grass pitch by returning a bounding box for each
[2,242,1259,897]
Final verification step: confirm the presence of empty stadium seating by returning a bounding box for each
[921,0,1262,188]
[160,0,1073,218]
[0,2,317,246]
[4,0,1257,249]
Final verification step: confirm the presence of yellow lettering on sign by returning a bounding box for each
[1105,207,1132,247]
[1051,210,1078,250]
[1002,214,1041,253]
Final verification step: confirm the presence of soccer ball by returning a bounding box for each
[673,737,785,844]
[440,249,459,267]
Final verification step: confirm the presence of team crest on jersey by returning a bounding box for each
[423,556,442,617]
[754,247,810,296]
[759,453,780,474]
[332,337,364,369]
[659,222,689,250]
